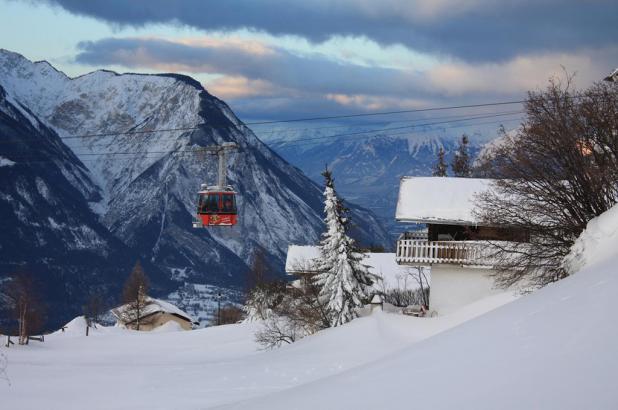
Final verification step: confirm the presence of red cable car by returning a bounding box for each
[195,185,237,226]
[192,142,238,228]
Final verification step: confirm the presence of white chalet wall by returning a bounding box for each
[430,265,502,314]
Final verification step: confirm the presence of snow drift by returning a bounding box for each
[222,205,618,409]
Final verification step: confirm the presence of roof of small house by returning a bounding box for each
[285,245,424,291]
[111,297,197,324]
[285,245,321,273]
[395,176,495,225]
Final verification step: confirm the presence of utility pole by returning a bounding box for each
[217,292,222,326]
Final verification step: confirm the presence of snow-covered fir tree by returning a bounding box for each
[314,167,375,327]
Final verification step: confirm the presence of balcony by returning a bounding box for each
[396,239,494,266]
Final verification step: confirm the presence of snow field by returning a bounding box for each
[5,205,613,409]
[0,291,515,409]
[220,205,618,410]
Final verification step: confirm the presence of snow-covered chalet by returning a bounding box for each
[395,177,527,314]
[111,297,198,331]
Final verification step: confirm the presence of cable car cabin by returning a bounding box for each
[193,187,237,227]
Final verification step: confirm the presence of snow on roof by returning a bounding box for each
[395,176,494,225]
[112,297,196,324]
[285,245,422,291]
[285,245,321,272]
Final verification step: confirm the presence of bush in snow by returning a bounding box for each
[243,249,286,321]
[476,77,618,288]
[379,267,430,308]
[255,279,330,349]
[211,304,244,326]
[243,282,285,322]
[314,168,375,327]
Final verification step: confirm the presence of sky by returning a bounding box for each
[1,0,617,128]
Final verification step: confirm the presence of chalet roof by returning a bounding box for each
[285,245,421,290]
[395,176,494,225]
[111,297,196,324]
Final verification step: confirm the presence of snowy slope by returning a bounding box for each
[0,49,390,322]
[4,217,615,410]
[221,206,618,410]
[0,290,515,409]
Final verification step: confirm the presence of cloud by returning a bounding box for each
[75,37,423,98]
[427,49,618,96]
[35,0,618,62]
[75,36,617,103]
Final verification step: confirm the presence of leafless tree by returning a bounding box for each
[120,261,151,330]
[408,267,430,307]
[475,77,618,287]
[3,272,45,344]
[83,292,105,336]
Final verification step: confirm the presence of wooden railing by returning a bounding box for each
[399,230,429,241]
[396,240,493,266]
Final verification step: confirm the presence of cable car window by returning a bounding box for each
[197,195,206,213]
[222,194,236,213]
[203,193,220,213]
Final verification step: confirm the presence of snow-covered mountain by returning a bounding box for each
[0,83,169,329]
[266,133,482,237]
[0,49,390,326]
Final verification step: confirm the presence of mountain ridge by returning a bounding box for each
[0,49,390,326]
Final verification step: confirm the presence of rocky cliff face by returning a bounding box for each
[0,49,390,326]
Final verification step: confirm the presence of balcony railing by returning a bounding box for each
[399,230,429,241]
[396,239,494,266]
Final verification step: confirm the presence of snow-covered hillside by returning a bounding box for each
[0,49,390,325]
[2,205,616,409]
[0,82,146,327]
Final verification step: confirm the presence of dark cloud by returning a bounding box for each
[36,0,618,62]
[75,37,425,98]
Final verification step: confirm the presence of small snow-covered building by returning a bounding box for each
[111,297,198,331]
[395,177,526,314]
[285,245,420,292]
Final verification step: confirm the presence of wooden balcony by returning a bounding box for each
[396,239,494,266]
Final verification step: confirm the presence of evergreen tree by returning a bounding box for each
[314,167,375,327]
[432,147,448,176]
[451,134,471,177]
